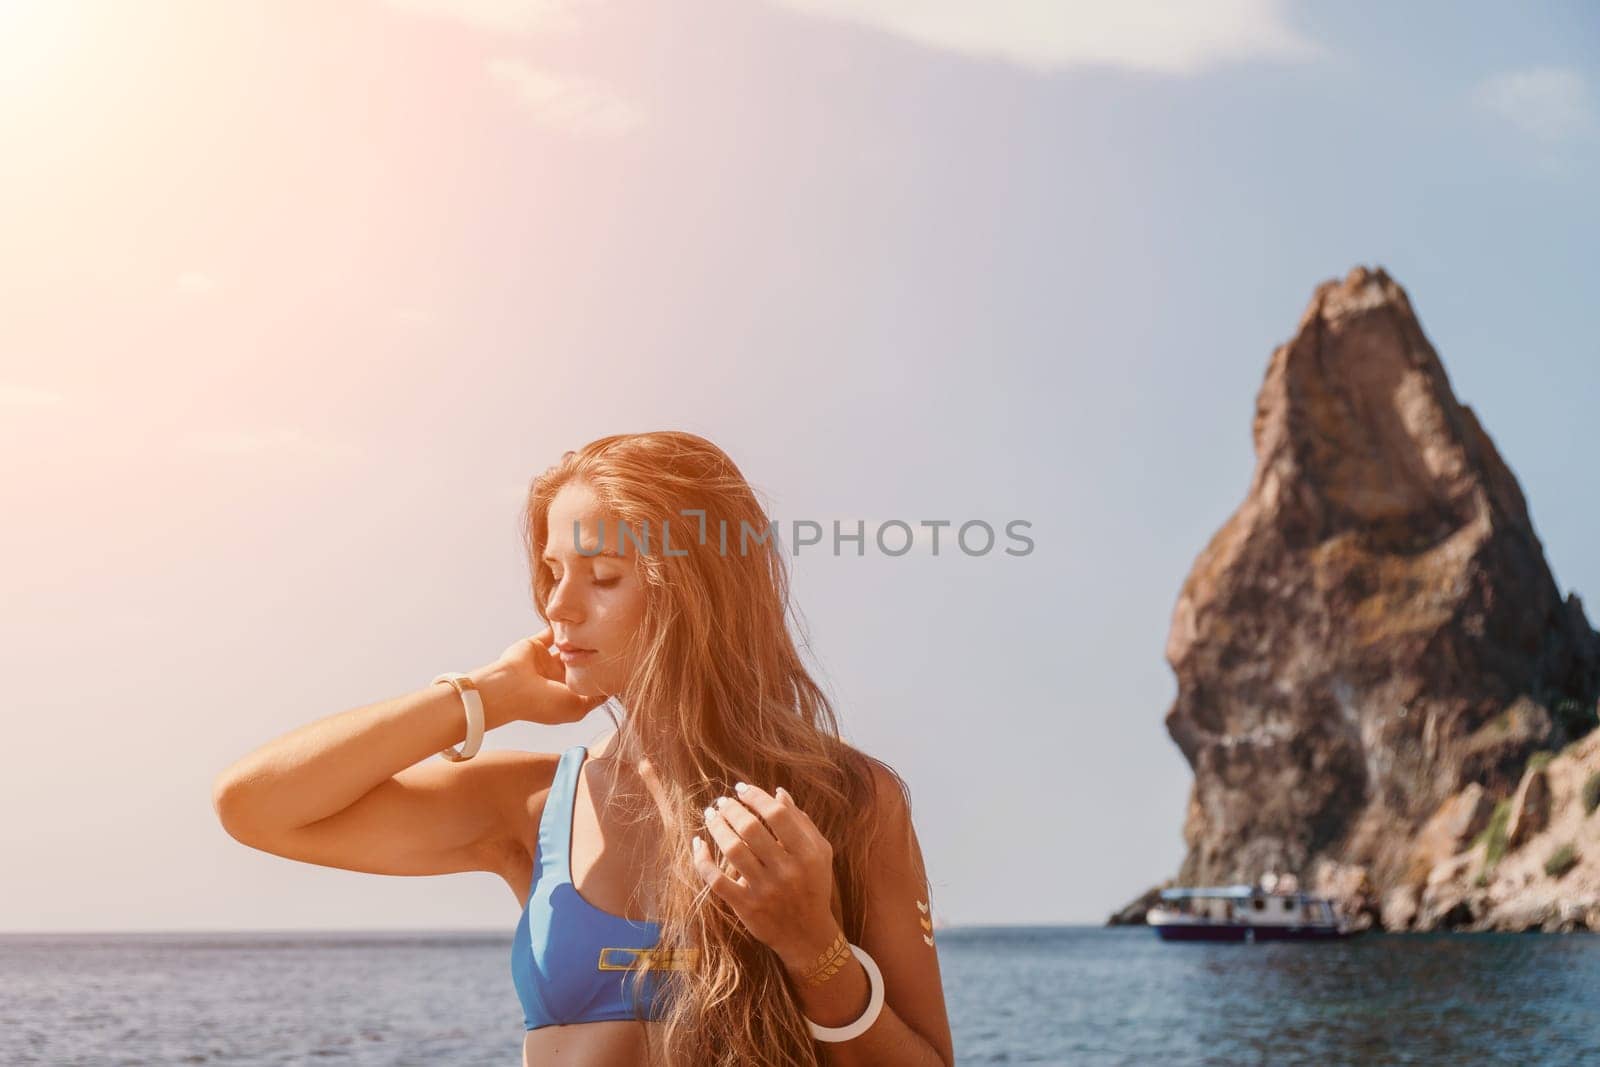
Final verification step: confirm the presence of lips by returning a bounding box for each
[555,641,597,663]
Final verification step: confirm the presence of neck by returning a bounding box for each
[590,727,649,769]
[587,728,675,828]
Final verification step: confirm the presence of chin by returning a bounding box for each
[568,673,606,699]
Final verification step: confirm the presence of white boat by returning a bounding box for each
[1146,875,1355,942]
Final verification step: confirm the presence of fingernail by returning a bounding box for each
[704,805,716,823]
[715,795,729,808]
[734,781,749,794]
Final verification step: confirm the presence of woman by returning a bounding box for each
[212,431,955,1066]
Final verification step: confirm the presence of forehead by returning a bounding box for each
[543,481,623,560]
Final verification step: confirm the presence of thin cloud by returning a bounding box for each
[175,272,220,297]
[393,306,437,326]
[0,384,67,408]
[765,0,1321,75]
[180,426,365,462]
[1473,66,1594,142]
[378,0,589,35]
[486,59,642,136]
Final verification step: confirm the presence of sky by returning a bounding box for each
[2,0,1596,932]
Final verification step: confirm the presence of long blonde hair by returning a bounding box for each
[521,430,906,1066]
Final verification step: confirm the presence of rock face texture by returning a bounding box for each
[1410,733,1600,932]
[1145,266,1600,930]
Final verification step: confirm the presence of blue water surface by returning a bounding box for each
[1,927,1595,1065]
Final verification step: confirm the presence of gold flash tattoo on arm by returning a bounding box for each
[915,894,934,946]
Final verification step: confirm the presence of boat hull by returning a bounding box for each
[1152,923,1352,942]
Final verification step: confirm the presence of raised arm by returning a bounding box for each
[210,629,603,879]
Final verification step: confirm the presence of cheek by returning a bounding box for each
[593,587,646,633]
[616,592,648,643]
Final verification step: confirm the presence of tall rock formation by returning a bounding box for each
[1158,266,1600,924]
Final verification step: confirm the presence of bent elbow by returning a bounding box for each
[211,770,261,844]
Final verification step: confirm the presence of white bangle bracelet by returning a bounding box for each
[432,673,484,762]
[805,942,885,1043]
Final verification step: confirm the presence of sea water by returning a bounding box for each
[1,927,1595,1065]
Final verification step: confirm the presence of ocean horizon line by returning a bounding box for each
[0,922,1110,938]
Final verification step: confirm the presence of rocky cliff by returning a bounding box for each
[1121,266,1600,931]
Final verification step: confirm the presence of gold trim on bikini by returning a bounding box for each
[596,946,702,971]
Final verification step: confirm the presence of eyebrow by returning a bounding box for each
[542,548,626,562]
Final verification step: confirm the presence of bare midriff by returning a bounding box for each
[521,1019,659,1066]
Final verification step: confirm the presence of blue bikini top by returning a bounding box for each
[511,744,693,1031]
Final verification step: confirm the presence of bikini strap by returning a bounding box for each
[536,745,586,882]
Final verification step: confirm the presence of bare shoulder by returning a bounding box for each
[855,751,916,843]
[864,755,912,807]
[831,747,921,875]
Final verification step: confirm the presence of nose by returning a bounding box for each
[545,570,583,625]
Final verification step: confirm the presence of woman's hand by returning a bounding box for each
[483,627,610,726]
[690,781,842,970]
